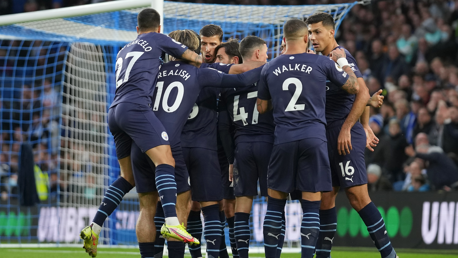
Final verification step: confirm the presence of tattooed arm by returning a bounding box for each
[181,49,203,66]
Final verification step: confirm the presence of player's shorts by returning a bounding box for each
[131,142,190,194]
[267,138,332,193]
[233,142,271,197]
[183,147,223,202]
[108,102,169,160]
[219,148,235,200]
[327,122,368,188]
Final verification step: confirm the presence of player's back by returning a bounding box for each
[112,32,187,107]
[258,53,332,144]
[181,63,232,151]
[325,47,362,127]
[222,84,274,144]
[153,61,202,149]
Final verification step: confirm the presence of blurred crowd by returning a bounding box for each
[1,0,458,195]
[0,41,105,202]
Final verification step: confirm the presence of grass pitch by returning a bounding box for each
[2,247,458,258]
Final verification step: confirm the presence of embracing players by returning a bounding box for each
[80,8,203,257]
[257,19,359,258]
[305,13,397,258]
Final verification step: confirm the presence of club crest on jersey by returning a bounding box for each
[161,131,169,141]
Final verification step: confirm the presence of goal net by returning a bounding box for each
[0,0,358,247]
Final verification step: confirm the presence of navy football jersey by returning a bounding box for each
[257,53,349,145]
[221,83,275,144]
[154,61,257,150]
[181,63,232,150]
[112,32,188,107]
[325,46,363,127]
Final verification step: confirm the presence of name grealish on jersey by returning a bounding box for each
[272,63,313,76]
[157,68,191,81]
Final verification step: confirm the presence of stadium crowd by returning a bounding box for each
[1,0,458,202]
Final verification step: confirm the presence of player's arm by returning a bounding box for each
[255,64,271,114]
[367,89,384,108]
[330,48,368,155]
[228,61,265,74]
[218,102,235,181]
[198,66,263,89]
[181,49,203,66]
[157,33,203,65]
[358,77,380,152]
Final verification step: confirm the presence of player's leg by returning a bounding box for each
[81,106,135,257]
[137,191,159,258]
[153,200,166,258]
[218,150,230,258]
[314,125,344,258]
[223,198,236,258]
[189,147,224,258]
[263,142,296,258]
[187,201,203,258]
[315,188,339,258]
[343,123,396,258]
[297,138,332,258]
[169,148,194,257]
[346,185,397,258]
[130,141,161,258]
[183,147,204,258]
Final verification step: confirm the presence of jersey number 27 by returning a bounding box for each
[115,51,144,88]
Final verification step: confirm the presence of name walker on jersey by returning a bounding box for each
[272,63,313,76]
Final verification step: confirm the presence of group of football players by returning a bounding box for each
[79,7,398,258]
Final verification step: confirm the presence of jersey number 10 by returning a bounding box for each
[153,81,184,113]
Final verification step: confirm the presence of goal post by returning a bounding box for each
[0,0,362,248]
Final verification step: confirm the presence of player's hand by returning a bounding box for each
[330,48,346,63]
[337,128,352,155]
[307,49,316,54]
[229,164,234,182]
[369,89,384,108]
[363,126,379,152]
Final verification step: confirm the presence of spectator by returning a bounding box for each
[396,24,418,64]
[371,119,409,183]
[395,98,416,144]
[365,114,384,164]
[442,106,458,157]
[41,79,58,108]
[430,102,449,147]
[367,164,392,192]
[367,76,381,95]
[415,144,458,191]
[369,39,385,84]
[381,45,410,85]
[413,107,435,140]
[408,174,430,192]
[13,85,41,131]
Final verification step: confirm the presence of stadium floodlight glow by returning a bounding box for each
[0,0,363,248]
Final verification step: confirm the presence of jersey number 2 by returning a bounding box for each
[115,51,144,88]
[283,78,305,112]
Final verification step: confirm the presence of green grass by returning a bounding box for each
[1,248,458,258]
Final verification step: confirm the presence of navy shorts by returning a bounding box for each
[183,147,223,202]
[327,122,368,188]
[108,102,169,160]
[131,142,190,194]
[267,138,332,193]
[233,142,270,197]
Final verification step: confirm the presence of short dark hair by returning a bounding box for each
[239,36,266,59]
[214,39,242,64]
[305,12,335,30]
[137,8,161,31]
[169,30,201,54]
[283,19,308,40]
[200,24,223,42]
